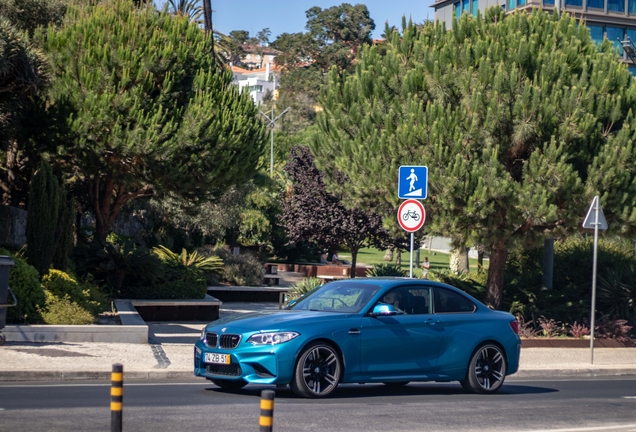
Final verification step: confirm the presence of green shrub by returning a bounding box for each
[0,248,45,323]
[153,245,223,274]
[503,236,636,324]
[41,269,108,315]
[38,291,95,325]
[288,277,322,301]
[366,264,406,277]
[122,263,207,299]
[212,247,264,286]
[597,263,636,322]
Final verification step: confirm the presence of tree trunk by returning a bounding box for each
[349,248,358,278]
[485,243,508,310]
[383,248,393,261]
[457,248,469,274]
[542,238,554,290]
[477,251,484,273]
[396,249,402,266]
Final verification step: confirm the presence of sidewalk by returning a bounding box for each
[0,301,635,382]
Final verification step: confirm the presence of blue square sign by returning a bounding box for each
[398,166,428,199]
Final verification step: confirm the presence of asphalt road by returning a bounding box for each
[1,377,636,432]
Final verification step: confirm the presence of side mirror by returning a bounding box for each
[370,304,401,317]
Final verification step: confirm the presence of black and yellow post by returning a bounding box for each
[259,390,275,432]
[111,363,123,432]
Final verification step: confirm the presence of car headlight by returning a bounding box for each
[200,328,206,340]
[247,331,300,345]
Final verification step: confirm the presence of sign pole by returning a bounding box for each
[409,233,414,278]
[590,197,600,365]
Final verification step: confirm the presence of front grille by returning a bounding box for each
[206,364,242,376]
[205,332,218,347]
[220,334,241,349]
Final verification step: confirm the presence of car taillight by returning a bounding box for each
[509,320,519,335]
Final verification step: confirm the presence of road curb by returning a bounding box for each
[0,370,195,382]
[514,368,636,378]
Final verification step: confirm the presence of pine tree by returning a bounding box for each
[52,188,74,271]
[41,0,266,240]
[312,9,636,308]
[26,160,59,276]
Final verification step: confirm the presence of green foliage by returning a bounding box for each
[41,269,107,315]
[38,291,95,325]
[213,247,265,286]
[25,159,59,276]
[153,245,223,274]
[288,277,322,300]
[0,0,66,36]
[366,264,405,277]
[52,189,75,271]
[597,263,636,321]
[313,9,636,309]
[503,236,636,323]
[0,247,44,323]
[41,0,266,240]
[122,263,207,299]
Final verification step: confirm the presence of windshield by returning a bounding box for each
[290,282,382,313]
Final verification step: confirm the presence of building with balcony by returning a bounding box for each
[231,63,281,105]
[432,0,636,73]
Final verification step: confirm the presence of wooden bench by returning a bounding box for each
[207,286,290,309]
[317,275,347,281]
[263,275,280,286]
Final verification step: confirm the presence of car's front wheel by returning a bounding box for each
[291,342,342,398]
[211,378,248,391]
[460,344,507,394]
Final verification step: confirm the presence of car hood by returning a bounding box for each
[205,310,354,332]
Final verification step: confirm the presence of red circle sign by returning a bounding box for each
[397,199,426,232]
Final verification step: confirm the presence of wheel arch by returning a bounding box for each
[463,339,508,379]
[295,337,346,381]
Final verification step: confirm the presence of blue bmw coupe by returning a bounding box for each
[194,278,521,398]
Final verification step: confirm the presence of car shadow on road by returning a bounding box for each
[205,382,558,399]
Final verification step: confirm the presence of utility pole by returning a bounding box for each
[260,107,291,174]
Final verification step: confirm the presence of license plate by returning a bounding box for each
[205,353,230,364]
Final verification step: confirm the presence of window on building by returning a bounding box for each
[543,0,555,5]
[472,0,479,15]
[509,0,516,9]
[629,65,636,76]
[627,28,636,43]
[519,0,526,6]
[606,26,624,53]
[608,0,625,12]
[454,2,461,19]
[629,0,636,13]
[587,0,604,8]
[462,0,470,14]
[565,0,582,6]
[588,25,604,45]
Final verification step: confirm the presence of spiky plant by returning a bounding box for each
[288,277,322,301]
[153,245,223,274]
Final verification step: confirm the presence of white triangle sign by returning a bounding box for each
[582,196,608,230]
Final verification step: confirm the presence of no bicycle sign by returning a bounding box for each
[397,199,426,233]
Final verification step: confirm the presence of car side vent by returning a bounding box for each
[206,332,218,347]
[220,334,241,349]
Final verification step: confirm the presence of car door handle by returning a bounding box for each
[348,329,361,335]
[425,319,440,326]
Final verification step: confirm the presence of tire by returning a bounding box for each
[383,381,409,387]
[290,342,342,398]
[460,344,507,394]
[211,378,248,391]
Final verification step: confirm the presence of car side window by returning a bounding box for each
[376,287,431,315]
[433,288,475,313]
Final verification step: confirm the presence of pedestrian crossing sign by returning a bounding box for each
[398,166,428,200]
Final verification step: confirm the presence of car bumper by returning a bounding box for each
[193,340,299,385]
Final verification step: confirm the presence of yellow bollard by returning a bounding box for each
[111,364,123,432]
[259,390,275,432]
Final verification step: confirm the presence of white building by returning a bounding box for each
[231,63,281,105]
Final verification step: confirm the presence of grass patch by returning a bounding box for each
[338,247,486,277]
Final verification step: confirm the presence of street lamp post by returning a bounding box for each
[260,107,291,174]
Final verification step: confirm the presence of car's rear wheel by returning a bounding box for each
[291,342,341,398]
[383,381,409,387]
[460,344,506,394]
[211,378,248,391]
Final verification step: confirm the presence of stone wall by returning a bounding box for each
[0,205,27,247]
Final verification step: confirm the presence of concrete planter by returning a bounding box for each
[521,338,635,348]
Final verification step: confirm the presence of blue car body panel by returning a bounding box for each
[194,278,521,386]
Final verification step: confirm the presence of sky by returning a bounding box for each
[203,1,435,41]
